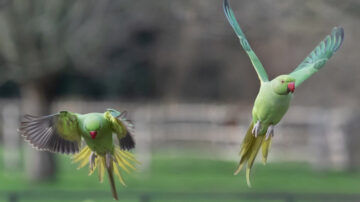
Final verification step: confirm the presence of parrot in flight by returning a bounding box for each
[19,109,139,200]
[223,0,344,187]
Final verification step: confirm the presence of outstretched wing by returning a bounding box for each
[223,0,269,83]
[104,109,135,150]
[19,111,82,154]
[289,27,344,87]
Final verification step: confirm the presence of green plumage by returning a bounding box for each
[224,0,344,186]
[290,27,344,87]
[19,109,137,200]
[223,0,269,83]
[77,113,114,155]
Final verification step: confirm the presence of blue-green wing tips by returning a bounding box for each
[223,0,256,54]
[223,0,269,83]
[19,114,79,154]
[107,108,122,117]
[223,0,250,51]
[331,27,344,52]
[290,27,344,87]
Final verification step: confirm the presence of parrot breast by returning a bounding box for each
[84,115,101,131]
[252,82,293,134]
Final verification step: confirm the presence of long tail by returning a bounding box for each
[234,123,272,187]
[72,146,140,200]
[106,158,118,200]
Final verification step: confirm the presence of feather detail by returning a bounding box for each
[19,112,81,154]
[223,0,269,83]
[73,147,91,170]
[113,162,126,186]
[106,159,118,200]
[116,111,136,150]
[117,111,135,133]
[289,26,344,87]
[239,123,256,157]
[114,153,131,174]
[261,137,272,165]
[105,109,136,150]
[120,150,141,164]
[246,136,264,187]
[98,157,105,183]
[234,123,268,187]
[72,145,140,185]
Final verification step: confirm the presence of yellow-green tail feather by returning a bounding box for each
[246,136,264,187]
[72,146,91,169]
[97,157,105,183]
[72,145,140,186]
[235,123,271,187]
[262,137,272,165]
[234,123,255,175]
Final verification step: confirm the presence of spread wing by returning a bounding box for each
[289,27,344,87]
[19,111,82,154]
[223,0,269,83]
[104,109,135,150]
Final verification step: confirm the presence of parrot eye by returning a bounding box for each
[281,80,284,83]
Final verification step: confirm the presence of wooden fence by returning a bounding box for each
[1,99,358,171]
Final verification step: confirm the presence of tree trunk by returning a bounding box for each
[20,81,56,182]
[2,102,21,172]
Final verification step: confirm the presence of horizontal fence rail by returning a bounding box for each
[1,100,357,173]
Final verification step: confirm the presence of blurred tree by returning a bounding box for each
[0,0,117,181]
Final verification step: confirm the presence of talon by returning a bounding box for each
[265,125,274,140]
[89,152,97,170]
[252,120,261,137]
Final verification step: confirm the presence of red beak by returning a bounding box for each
[89,131,97,139]
[288,82,295,93]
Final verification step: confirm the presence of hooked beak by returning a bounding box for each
[287,82,295,93]
[89,131,97,139]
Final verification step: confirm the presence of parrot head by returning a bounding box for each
[84,116,101,139]
[271,75,296,95]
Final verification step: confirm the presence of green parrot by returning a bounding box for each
[19,109,139,200]
[223,0,344,187]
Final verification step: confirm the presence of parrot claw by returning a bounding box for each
[265,125,274,140]
[252,120,261,137]
[89,152,97,170]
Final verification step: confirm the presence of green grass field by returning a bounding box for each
[1,149,360,202]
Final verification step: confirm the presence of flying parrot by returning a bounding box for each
[19,109,139,200]
[223,0,344,187]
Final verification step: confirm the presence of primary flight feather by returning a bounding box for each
[223,0,344,187]
[19,109,139,200]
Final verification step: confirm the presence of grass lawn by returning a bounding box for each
[0,149,360,201]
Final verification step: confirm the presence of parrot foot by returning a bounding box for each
[89,152,97,170]
[252,120,261,137]
[265,125,274,140]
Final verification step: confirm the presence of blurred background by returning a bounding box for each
[0,0,359,201]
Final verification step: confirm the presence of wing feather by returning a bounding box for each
[290,27,344,87]
[223,0,269,82]
[104,109,135,150]
[19,111,81,154]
